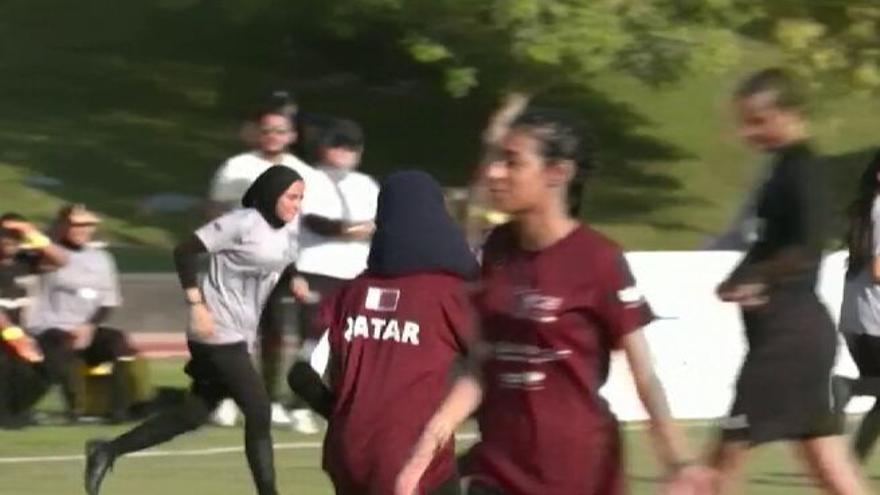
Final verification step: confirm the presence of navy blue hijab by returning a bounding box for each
[367,171,478,280]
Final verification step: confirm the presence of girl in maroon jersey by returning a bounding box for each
[289,170,479,495]
[395,108,713,495]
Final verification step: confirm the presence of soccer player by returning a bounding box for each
[289,170,477,495]
[840,149,880,461]
[84,167,307,495]
[395,108,712,495]
[711,68,870,494]
[208,106,323,431]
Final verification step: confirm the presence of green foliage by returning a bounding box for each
[314,0,758,97]
[766,2,880,92]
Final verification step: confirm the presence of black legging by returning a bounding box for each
[844,333,880,461]
[108,341,277,495]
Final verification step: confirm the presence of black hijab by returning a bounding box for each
[367,170,478,279]
[242,166,303,229]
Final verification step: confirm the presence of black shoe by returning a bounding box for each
[84,439,115,495]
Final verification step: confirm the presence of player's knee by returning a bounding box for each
[178,396,213,429]
[241,398,271,428]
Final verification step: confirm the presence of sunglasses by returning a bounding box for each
[261,126,291,135]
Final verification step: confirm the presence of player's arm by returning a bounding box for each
[302,214,374,241]
[721,161,825,297]
[174,234,214,338]
[395,372,483,495]
[621,331,692,470]
[622,331,716,494]
[287,360,333,419]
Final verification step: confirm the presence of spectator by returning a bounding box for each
[208,107,316,218]
[29,205,137,423]
[238,90,299,151]
[297,118,378,351]
[0,213,65,427]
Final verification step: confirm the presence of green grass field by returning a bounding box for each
[2,358,880,494]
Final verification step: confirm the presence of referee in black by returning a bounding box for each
[710,68,869,494]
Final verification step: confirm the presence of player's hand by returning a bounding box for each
[189,303,215,339]
[291,276,315,302]
[72,323,96,349]
[394,420,452,495]
[717,282,767,308]
[394,459,429,495]
[344,221,375,241]
[11,336,43,362]
[660,465,717,495]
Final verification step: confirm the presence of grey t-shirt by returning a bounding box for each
[193,208,298,347]
[841,196,880,336]
[29,245,121,334]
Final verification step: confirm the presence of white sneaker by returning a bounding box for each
[211,399,239,427]
[290,409,320,434]
[271,403,291,425]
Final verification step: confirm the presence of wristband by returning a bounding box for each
[1,326,25,340]
[22,230,51,249]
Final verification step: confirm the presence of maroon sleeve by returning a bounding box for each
[595,250,654,349]
[440,283,478,354]
[320,289,345,387]
[315,290,340,338]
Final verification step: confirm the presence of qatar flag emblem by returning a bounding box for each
[365,287,401,312]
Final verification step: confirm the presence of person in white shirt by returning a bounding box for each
[207,108,326,433]
[208,109,315,217]
[839,150,880,462]
[297,119,378,354]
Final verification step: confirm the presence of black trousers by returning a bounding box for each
[0,350,48,424]
[109,341,277,495]
[36,327,134,416]
[845,333,880,460]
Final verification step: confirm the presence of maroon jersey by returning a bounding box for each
[464,224,653,495]
[322,272,473,494]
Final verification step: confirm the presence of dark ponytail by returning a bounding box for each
[509,108,594,217]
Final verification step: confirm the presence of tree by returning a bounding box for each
[763,2,880,94]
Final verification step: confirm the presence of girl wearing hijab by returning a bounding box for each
[84,166,307,495]
[288,170,478,495]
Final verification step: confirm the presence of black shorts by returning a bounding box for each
[845,333,880,377]
[722,291,843,445]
